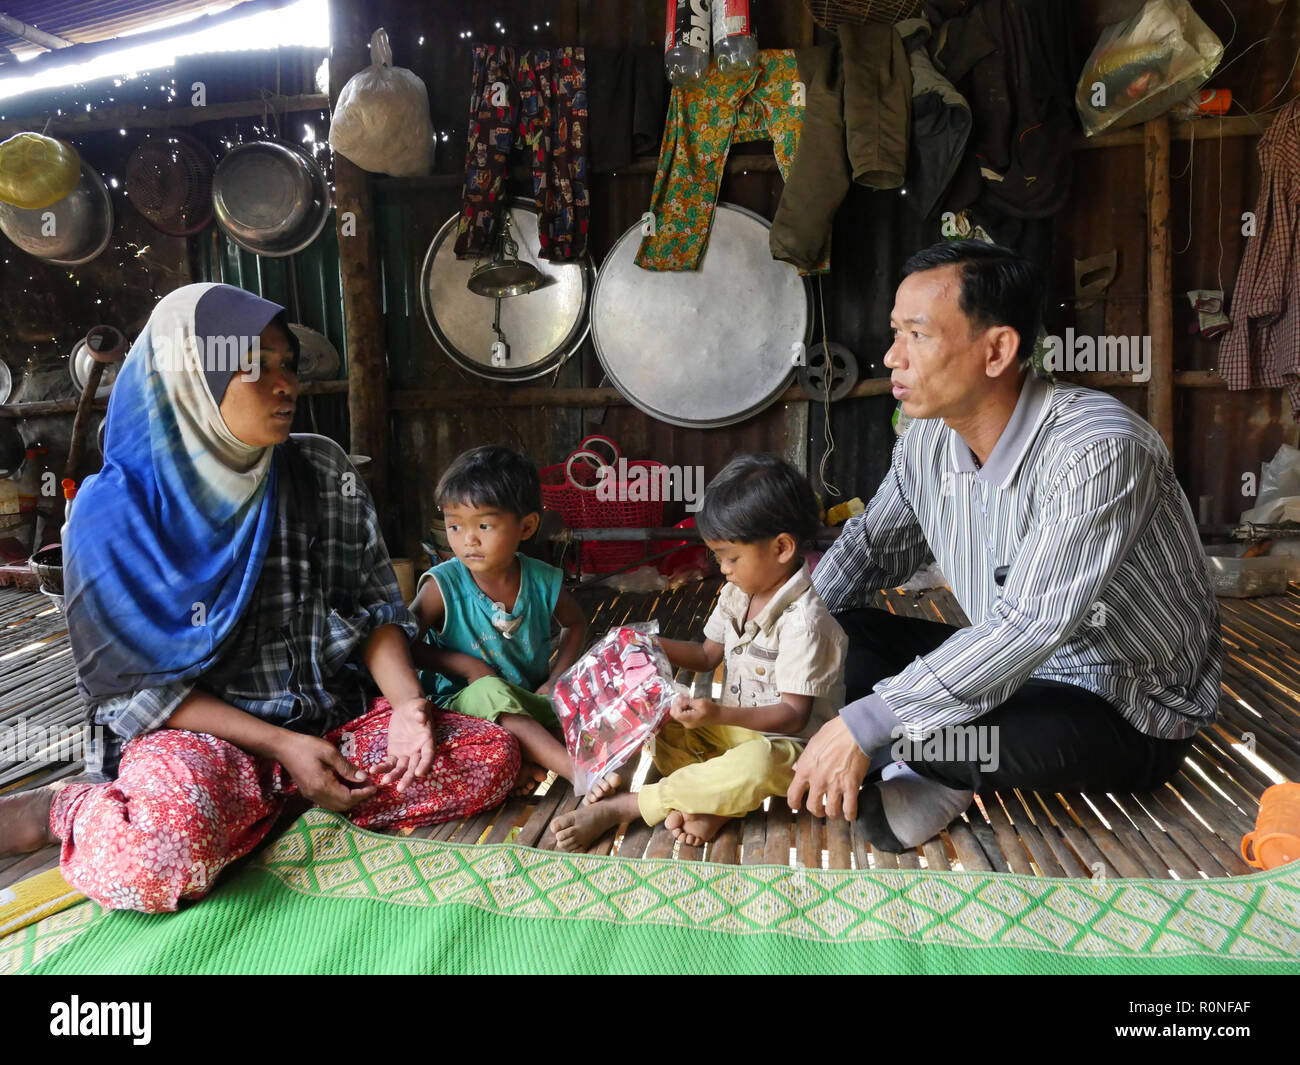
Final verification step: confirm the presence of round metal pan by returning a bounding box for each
[0,158,114,266]
[590,203,811,429]
[419,199,592,381]
[212,140,329,257]
[69,337,120,399]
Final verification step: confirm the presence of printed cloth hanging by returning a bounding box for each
[1219,100,1300,419]
[636,50,826,274]
[455,45,589,262]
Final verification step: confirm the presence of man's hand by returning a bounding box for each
[373,697,436,793]
[669,695,721,730]
[534,680,555,698]
[787,716,872,820]
[277,732,377,813]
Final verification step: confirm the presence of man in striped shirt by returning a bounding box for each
[789,241,1222,852]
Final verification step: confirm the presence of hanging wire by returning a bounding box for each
[815,274,841,499]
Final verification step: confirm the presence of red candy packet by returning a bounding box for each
[551,623,684,796]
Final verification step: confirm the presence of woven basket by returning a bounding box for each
[804,0,924,28]
[540,438,667,574]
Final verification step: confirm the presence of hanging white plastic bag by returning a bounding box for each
[329,28,435,176]
[1076,0,1223,136]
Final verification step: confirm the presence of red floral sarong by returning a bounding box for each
[50,700,519,913]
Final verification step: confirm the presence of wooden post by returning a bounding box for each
[329,0,388,514]
[1144,114,1174,454]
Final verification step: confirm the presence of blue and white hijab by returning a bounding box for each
[63,283,295,702]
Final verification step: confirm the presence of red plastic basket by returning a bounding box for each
[541,439,666,573]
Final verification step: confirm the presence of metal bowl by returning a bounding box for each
[212,140,330,257]
[0,158,114,265]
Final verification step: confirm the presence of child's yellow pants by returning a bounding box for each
[636,720,802,826]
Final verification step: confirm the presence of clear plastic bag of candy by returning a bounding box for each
[551,622,685,796]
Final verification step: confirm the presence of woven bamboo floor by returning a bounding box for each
[2,579,1298,891]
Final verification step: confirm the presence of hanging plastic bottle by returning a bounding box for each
[665,0,712,86]
[713,0,757,73]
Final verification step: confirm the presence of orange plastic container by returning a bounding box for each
[1241,782,1300,870]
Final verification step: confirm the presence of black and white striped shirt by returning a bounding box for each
[813,372,1222,750]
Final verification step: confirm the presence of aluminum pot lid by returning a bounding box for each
[420,200,591,381]
[288,323,341,381]
[69,338,119,399]
[0,158,114,266]
[590,203,810,429]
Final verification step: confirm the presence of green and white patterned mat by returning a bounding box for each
[4,808,1298,974]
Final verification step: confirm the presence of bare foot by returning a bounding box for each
[551,792,640,852]
[666,810,730,847]
[581,771,623,806]
[512,762,550,797]
[0,785,59,856]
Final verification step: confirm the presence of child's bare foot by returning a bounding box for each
[665,810,731,847]
[581,771,623,806]
[551,792,640,852]
[512,762,550,797]
[0,785,59,856]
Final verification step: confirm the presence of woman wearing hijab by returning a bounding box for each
[0,284,520,913]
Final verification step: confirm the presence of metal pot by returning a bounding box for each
[0,158,114,265]
[212,141,329,257]
[0,356,11,405]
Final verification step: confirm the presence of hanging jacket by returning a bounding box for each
[930,0,1077,219]
[897,17,972,219]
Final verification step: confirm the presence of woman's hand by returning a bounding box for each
[373,697,437,793]
[277,732,377,812]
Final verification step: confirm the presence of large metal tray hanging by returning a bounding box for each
[420,199,592,381]
[590,203,811,429]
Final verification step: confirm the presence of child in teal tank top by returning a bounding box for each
[410,447,587,795]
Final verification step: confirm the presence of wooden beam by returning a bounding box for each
[613,152,780,176]
[1145,115,1175,454]
[1058,370,1226,389]
[387,377,896,412]
[0,380,346,419]
[0,94,330,138]
[329,0,388,514]
[1075,113,1271,150]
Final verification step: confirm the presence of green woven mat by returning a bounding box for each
[5,808,1299,974]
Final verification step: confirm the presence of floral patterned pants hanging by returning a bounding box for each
[455,45,589,263]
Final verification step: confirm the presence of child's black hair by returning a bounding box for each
[436,446,542,518]
[695,453,820,546]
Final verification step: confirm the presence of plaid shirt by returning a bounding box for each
[1220,101,1300,418]
[90,434,417,776]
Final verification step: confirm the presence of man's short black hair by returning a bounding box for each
[436,445,541,518]
[901,240,1045,364]
[696,453,820,546]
